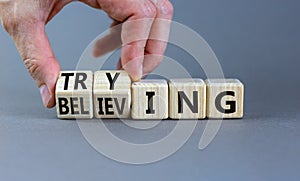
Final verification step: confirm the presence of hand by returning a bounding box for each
[0,0,173,108]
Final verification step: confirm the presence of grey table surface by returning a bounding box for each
[0,1,299,181]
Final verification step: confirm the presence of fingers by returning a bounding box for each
[83,0,157,81]
[90,0,173,79]
[92,20,122,57]
[3,20,60,108]
[143,0,174,76]
[119,3,157,81]
[24,26,60,108]
[0,1,76,108]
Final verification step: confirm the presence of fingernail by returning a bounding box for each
[39,84,51,107]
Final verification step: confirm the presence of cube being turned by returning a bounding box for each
[131,80,168,119]
[93,71,131,118]
[169,79,206,119]
[205,79,244,119]
[56,71,93,119]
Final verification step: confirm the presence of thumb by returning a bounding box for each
[5,22,60,108]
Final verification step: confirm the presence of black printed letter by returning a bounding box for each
[75,73,87,90]
[58,98,69,115]
[146,92,155,114]
[106,72,120,90]
[215,91,236,114]
[61,73,74,90]
[178,91,198,113]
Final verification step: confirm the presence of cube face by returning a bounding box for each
[93,71,131,118]
[94,71,131,91]
[56,71,93,119]
[131,80,168,119]
[169,79,206,119]
[206,79,244,119]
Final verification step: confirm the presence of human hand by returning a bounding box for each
[0,0,173,108]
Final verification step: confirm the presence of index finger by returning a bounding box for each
[80,0,157,81]
[143,0,174,76]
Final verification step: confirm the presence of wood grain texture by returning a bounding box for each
[205,79,244,119]
[131,80,168,119]
[93,70,131,118]
[55,71,93,119]
[169,79,206,119]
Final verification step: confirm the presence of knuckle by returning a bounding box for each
[165,1,174,16]
[159,0,174,17]
[1,16,35,37]
[1,18,19,35]
[0,7,23,34]
[137,2,157,18]
[24,58,42,81]
[0,9,39,36]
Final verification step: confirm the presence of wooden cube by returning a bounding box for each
[93,71,131,118]
[55,71,93,119]
[169,79,206,119]
[205,79,244,119]
[131,80,168,119]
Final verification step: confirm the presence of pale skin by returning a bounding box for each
[0,0,173,108]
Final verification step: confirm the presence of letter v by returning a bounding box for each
[114,98,126,115]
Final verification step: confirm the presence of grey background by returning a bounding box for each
[0,0,299,180]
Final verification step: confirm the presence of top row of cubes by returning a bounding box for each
[56,71,244,120]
